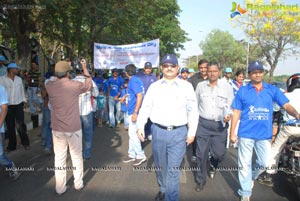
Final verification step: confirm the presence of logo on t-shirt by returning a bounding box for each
[248,105,269,120]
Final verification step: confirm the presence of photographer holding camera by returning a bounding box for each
[73,58,99,160]
[45,60,92,195]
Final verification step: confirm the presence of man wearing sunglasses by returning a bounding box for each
[137,54,198,201]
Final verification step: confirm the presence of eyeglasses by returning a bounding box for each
[162,64,177,68]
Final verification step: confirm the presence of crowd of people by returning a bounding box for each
[0,53,300,201]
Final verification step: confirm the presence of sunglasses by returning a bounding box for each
[162,64,177,68]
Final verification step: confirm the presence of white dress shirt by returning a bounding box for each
[0,75,26,105]
[73,75,99,116]
[137,78,199,137]
[195,79,234,121]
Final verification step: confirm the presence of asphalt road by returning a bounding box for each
[0,124,298,201]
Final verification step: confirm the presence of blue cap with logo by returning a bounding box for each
[248,61,264,73]
[112,68,118,73]
[0,55,5,61]
[180,67,189,73]
[225,67,232,73]
[7,62,19,69]
[161,54,178,65]
[144,62,152,68]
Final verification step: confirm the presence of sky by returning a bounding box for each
[177,0,300,76]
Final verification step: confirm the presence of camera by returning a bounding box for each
[71,57,91,72]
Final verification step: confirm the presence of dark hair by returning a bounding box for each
[235,70,244,77]
[198,59,208,66]
[208,61,219,69]
[125,64,136,76]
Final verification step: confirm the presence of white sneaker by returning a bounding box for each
[9,170,21,180]
[8,163,21,180]
[123,156,136,163]
[132,157,147,166]
[240,196,250,201]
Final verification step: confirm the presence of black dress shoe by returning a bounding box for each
[155,191,165,201]
[209,166,216,179]
[195,183,204,192]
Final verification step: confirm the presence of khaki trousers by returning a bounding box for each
[52,129,84,194]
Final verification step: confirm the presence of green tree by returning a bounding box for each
[200,29,247,70]
[1,0,188,68]
[231,0,300,81]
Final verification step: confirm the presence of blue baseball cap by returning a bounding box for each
[112,68,118,73]
[161,54,178,65]
[180,67,189,73]
[248,61,264,73]
[0,55,5,61]
[225,67,232,73]
[144,62,152,68]
[7,62,19,69]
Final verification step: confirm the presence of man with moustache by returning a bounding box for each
[137,54,198,201]
[194,62,234,191]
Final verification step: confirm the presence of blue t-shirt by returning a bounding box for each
[127,76,144,115]
[96,94,106,110]
[107,76,124,97]
[231,82,289,140]
[93,76,104,91]
[137,73,157,94]
[120,88,128,112]
[0,85,8,132]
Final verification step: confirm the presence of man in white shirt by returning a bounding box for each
[194,62,234,191]
[221,67,233,83]
[73,58,99,160]
[137,54,199,201]
[0,62,30,152]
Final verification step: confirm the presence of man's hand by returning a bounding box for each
[131,113,138,122]
[186,136,195,145]
[81,59,87,69]
[223,114,232,123]
[114,95,119,101]
[137,128,145,142]
[230,133,238,144]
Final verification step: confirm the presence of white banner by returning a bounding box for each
[93,39,159,69]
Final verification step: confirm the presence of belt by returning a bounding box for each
[285,123,300,127]
[154,123,186,131]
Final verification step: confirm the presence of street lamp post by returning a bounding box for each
[246,40,250,75]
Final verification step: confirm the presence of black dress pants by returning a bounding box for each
[5,102,30,150]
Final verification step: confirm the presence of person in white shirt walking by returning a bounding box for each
[0,62,30,152]
[137,54,199,201]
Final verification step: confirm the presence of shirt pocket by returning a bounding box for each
[216,93,228,108]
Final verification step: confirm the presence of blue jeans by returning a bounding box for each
[145,118,152,137]
[42,106,52,149]
[28,87,42,114]
[238,137,271,197]
[128,115,146,159]
[80,113,94,159]
[152,124,187,201]
[108,96,121,127]
[123,111,129,129]
[0,132,13,168]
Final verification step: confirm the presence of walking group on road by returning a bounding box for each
[0,53,300,201]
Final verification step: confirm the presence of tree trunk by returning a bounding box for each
[268,64,275,83]
[8,9,32,69]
